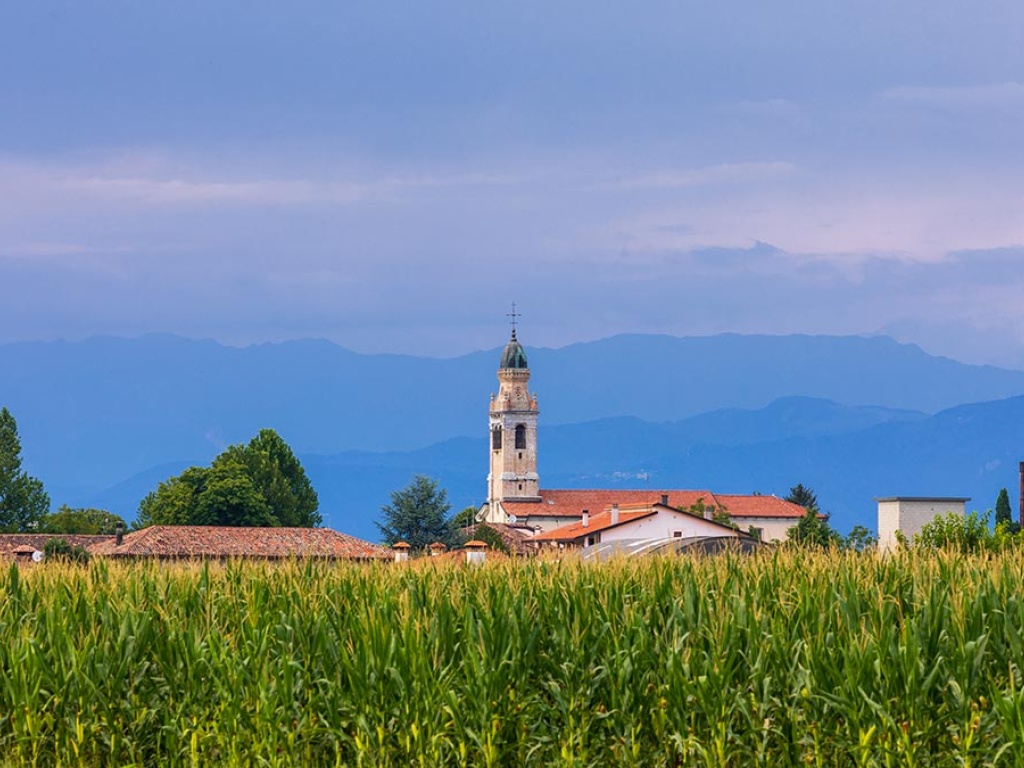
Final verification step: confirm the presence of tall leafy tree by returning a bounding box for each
[135,429,318,528]
[217,429,320,527]
[0,407,50,532]
[376,475,457,549]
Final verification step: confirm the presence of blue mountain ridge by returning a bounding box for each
[79,395,1023,542]
[4,332,1024,502]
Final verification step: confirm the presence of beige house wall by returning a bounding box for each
[731,517,796,544]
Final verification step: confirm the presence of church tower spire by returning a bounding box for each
[486,307,541,514]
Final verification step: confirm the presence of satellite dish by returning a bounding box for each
[31,550,43,563]
[508,514,518,524]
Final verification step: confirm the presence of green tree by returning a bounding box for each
[787,505,840,548]
[914,511,994,552]
[135,429,318,528]
[471,523,510,554]
[994,488,1019,534]
[843,525,877,552]
[43,537,91,565]
[376,475,457,549]
[138,462,276,528]
[450,505,481,529]
[0,407,50,533]
[785,483,819,513]
[38,505,126,535]
[136,466,208,528]
[216,429,320,527]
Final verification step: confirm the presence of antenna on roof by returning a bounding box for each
[506,302,521,339]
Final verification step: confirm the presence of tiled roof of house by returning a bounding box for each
[502,489,720,520]
[535,507,658,542]
[0,534,113,558]
[86,526,390,560]
[535,502,742,542]
[715,494,810,519]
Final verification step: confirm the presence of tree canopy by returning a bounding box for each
[785,483,819,513]
[376,475,460,550]
[0,407,50,533]
[784,483,839,548]
[38,505,127,535]
[136,429,320,528]
[995,488,1019,534]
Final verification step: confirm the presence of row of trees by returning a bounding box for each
[0,407,320,532]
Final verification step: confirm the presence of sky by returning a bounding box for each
[3,1,1024,366]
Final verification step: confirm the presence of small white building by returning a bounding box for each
[876,496,970,553]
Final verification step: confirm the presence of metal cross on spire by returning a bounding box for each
[506,302,521,339]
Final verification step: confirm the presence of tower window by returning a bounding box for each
[492,428,502,450]
[515,424,526,449]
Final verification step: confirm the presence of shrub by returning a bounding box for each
[42,537,91,564]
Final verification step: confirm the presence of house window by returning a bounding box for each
[515,424,526,449]
[672,531,682,538]
[492,428,501,450]
[749,527,763,541]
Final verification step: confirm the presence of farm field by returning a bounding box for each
[1,551,1023,767]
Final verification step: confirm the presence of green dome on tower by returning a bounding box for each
[500,331,529,369]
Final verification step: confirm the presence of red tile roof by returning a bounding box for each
[502,489,720,520]
[502,489,809,522]
[714,494,810,519]
[87,526,390,560]
[535,507,658,541]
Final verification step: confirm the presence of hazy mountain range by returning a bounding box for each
[2,333,1023,540]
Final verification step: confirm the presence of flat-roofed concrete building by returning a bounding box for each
[876,496,970,553]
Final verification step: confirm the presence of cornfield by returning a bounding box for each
[2,549,1024,766]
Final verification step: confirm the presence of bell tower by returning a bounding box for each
[487,307,541,511]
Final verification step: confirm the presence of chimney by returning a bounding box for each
[661,494,669,506]
[704,506,713,521]
[465,540,487,565]
[115,522,124,547]
[611,504,619,525]
[393,541,410,563]
[581,510,589,527]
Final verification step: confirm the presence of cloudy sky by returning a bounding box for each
[3,1,1024,366]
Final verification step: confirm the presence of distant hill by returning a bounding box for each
[3,332,1024,504]
[81,396,1024,542]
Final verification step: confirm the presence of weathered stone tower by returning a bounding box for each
[486,327,541,509]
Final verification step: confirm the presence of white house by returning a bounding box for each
[534,501,749,548]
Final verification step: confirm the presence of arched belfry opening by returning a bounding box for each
[515,424,526,449]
